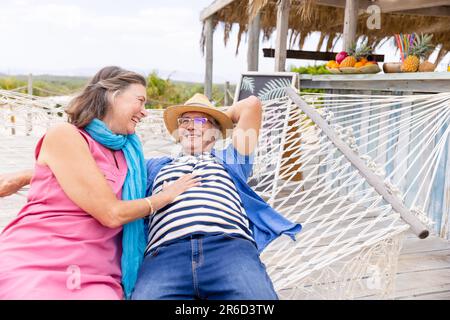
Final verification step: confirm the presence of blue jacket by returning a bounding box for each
[145,144,302,253]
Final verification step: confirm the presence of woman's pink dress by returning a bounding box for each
[0,127,127,299]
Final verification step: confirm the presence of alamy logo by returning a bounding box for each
[366,264,382,290]
[66,265,81,290]
[366,5,381,30]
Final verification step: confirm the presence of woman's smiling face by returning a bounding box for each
[102,83,148,135]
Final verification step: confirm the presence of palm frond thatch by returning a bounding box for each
[201,0,450,65]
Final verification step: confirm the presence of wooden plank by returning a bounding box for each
[299,79,450,93]
[380,0,450,13]
[400,235,450,254]
[274,0,291,72]
[398,289,450,300]
[393,268,450,299]
[301,72,450,81]
[204,17,213,99]
[247,10,260,71]
[262,48,385,62]
[342,0,359,51]
[199,0,236,21]
[314,0,450,12]
[395,6,450,17]
[397,249,450,274]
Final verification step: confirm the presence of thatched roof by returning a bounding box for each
[201,0,450,64]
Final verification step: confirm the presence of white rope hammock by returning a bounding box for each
[1,88,449,299]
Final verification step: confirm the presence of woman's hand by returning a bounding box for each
[160,174,202,203]
[0,170,33,197]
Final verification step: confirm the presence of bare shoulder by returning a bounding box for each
[46,122,78,136]
[39,123,89,165]
[44,123,85,146]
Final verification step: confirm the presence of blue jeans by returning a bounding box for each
[131,233,278,300]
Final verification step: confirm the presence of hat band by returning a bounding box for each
[184,102,212,108]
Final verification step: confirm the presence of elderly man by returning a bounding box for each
[0,93,301,300]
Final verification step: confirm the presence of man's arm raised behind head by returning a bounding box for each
[224,95,262,156]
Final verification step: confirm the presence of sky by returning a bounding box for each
[0,0,448,84]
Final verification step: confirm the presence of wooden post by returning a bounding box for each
[10,106,15,136]
[26,73,33,135]
[204,17,214,100]
[274,0,290,72]
[224,81,230,106]
[27,73,33,95]
[247,10,260,71]
[342,0,359,52]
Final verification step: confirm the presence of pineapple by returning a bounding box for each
[339,56,356,67]
[402,56,420,72]
[354,42,373,61]
[339,42,373,68]
[401,34,434,72]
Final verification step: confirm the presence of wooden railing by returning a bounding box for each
[299,72,450,93]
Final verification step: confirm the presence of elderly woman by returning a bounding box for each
[0,66,199,299]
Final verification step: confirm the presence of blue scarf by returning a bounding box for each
[85,118,147,300]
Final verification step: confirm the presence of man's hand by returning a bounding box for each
[0,170,33,197]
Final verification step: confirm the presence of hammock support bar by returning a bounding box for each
[286,87,430,239]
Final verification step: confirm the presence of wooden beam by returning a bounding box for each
[247,10,261,71]
[274,0,291,72]
[313,0,450,12]
[298,75,450,93]
[263,48,385,62]
[200,0,236,21]
[379,0,450,13]
[394,6,450,17]
[342,0,358,51]
[224,81,230,106]
[204,18,213,99]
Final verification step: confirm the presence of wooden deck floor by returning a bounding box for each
[1,135,449,299]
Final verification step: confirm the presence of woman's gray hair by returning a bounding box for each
[66,66,146,128]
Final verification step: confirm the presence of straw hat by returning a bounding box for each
[163,93,234,139]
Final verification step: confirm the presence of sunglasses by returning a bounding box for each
[177,117,211,127]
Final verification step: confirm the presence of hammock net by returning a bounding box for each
[1,88,448,299]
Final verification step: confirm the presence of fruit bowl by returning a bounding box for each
[326,63,381,74]
[383,62,402,73]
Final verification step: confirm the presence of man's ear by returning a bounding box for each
[173,128,181,143]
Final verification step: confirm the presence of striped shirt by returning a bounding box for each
[145,152,254,254]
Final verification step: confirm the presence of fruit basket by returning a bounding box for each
[327,63,381,74]
[326,42,381,74]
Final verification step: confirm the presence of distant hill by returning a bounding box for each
[0,73,234,104]
[13,74,89,86]
[0,74,89,96]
